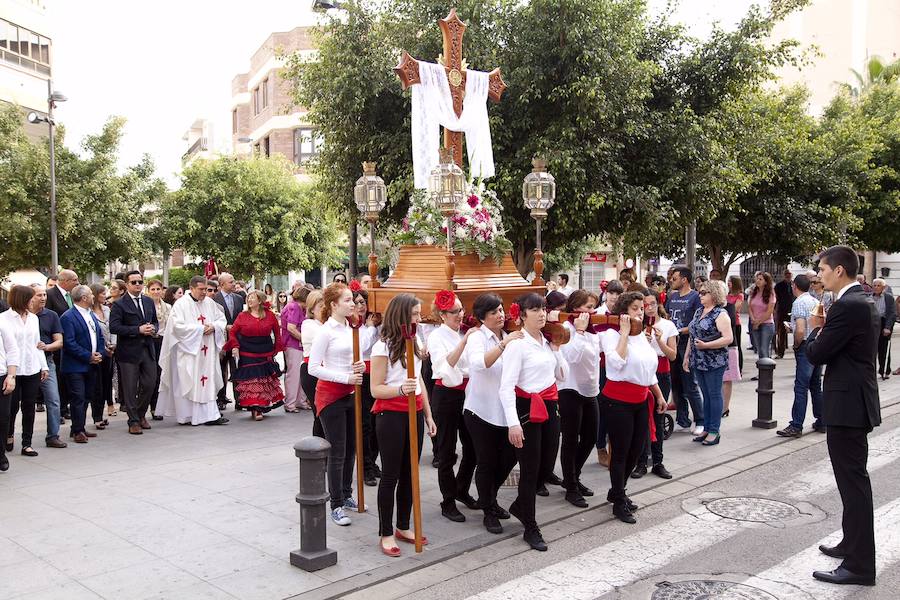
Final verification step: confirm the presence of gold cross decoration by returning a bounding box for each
[394,8,506,168]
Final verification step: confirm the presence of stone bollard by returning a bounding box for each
[290,436,338,571]
[752,357,777,429]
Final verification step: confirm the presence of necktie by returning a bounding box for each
[65,292,73,308]
[134,295,145,319]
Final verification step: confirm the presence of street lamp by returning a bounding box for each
[353,162,387,288]
[428,147,465,286]
[522,157,556,287]
[27,80,67,277]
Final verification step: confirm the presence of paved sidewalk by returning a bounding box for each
[1,341,898,600]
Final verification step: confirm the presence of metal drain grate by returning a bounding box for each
[705,497,800,523]
[653,580,778,599]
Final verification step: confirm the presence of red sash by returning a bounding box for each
[657,356,671,374]
[603,380,658,443]
[303,357,310,364]
[514,384,558,424]
[372,394,423,414]
[436,377,469,391]
[315,379,355,412]
[364,360,371,374]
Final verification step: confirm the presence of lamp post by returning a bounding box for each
[27,80,67,277]
[522,157,556,287]
[354,162,387,288]
[428,148,465,286]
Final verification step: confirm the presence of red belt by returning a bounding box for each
[372,394,423,414]
[657,356,671,374]
[515,384,558,424]
[603,380,658,443]
[364,360,371,374]
[315,379,355,412]
[436,377,468,391]
[303,357,310,363]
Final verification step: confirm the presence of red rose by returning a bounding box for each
[508,302,520,321]
[467,194,479,208]
[349,279,362,292]
[600,280,609,292]
[434,289,457,312]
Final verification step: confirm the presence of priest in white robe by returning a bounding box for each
[156,276,230,426]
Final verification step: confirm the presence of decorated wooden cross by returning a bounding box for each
[394,8,506,168]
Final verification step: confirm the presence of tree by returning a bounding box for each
[838,55,900,99]
[166,155,343,283]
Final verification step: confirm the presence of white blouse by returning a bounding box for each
[0,309,48,376]
[599,329,658,387]
[301,318,323,359]
[427,324,470,386]
[360,324,380,361]
[371,340,422,394]
[0,318,20,377]
[559,321,601,397]
[649,318,678,357]
[463,325,507,427]
[308,317,354,384]
[498,332,569,427]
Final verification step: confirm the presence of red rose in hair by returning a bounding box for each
[434,290,457,312]
[349,279,362,292]
[599,280,609,292]
[508,302,521,321]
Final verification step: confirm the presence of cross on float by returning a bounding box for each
[394,8,506,168]
[200,375,208,387]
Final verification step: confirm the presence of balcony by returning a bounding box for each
[182,137,208,163]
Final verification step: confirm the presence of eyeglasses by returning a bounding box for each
[698,290,709,296]
[129,280,143,285]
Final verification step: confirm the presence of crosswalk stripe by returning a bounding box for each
[465,426,900,600]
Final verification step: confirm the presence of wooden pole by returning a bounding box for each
[351,325,365,513]
[404,328,424,553]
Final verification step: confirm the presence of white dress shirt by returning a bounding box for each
[129,294,146,319]
[559,321,601,397]
[427,324,470,386]
[498,332,569,427]
[0,318,21,377]
[0,309,47,376]
[360,325,380,361]
[76,305,98,353]
[309,317,355,384]
[301,319,323,359]
[599,329,658,387]
[464,325,508,427]
[836,281,859,300]
[371,340,422,394]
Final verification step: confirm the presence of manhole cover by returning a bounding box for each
[653,580,778,599]
[501,468,520,488]
[705,497,800,523]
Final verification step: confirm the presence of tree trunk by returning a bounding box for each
[708,244,724,273]
[162,251,170,287]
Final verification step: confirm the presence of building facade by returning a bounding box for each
[182,118,215,167]
[0,0,51,141]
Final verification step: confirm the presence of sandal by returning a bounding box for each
[108,406,118,417]
[254,413,264,421]
[94,422,107,430]
[284,407,301,413]
[21,446,39,457]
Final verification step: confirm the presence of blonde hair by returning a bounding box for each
[305,290,325,322]
[703,279,728,307]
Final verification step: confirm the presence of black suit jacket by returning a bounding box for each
[806,285,881,430]
[109,295,159,364]
[46,285,69,317]
[880,292,896,331]
[213,291,244,325]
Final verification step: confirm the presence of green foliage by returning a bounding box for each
[165,267,202,289]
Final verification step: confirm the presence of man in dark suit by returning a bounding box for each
[212,273,244,411]
[773,270,794,359]
[872,278,895,380]
[806,245,881,586]
[60,285,106,443]
[110,270,159,435]
[46,269,79,420]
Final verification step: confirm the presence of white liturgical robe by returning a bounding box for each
[156,293,228,425]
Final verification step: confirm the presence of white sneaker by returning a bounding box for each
[692,425,705,435]
[675,425,693,433]
[331,507,351,526]
[343,497,368,512]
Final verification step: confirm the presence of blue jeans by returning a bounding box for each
[790,345,823,430]
[40,357,62,441]
[695,366,726,434]
[674,336,704,427]
[750,323,775,359]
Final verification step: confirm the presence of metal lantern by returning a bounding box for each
[354,162,387,288]
[522,157,556,286]
[428,147,465,218]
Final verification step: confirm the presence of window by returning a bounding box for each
[293,128,322,164]
[0,20,8,49]
[262,136,270,158]
[0,18,51,75]
[232,109,238,134]
[261,77,268,109]
[252,87,258,115]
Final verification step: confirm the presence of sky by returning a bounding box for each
[47,0,759,188]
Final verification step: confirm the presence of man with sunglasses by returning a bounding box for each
[110,270,159,435]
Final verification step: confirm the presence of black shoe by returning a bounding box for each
[613,503,636,524]
[0,455,8,472]
[545,473,564,487]
[693,433,708,442]
[151,414,164,421]
[777,425,802,438]
[750,375,758,381]
[35,404,45,413]
[432,456,440,468]
[722,409,730,418]
[203,417,229,426]
[565,491,588,508]
[631,464,647,479]
[576,481,594,497]
[457,493,480,510]
[812,566,874,586]
[441,502,466,523]
[652,464,673,479]
[536,483,549,497]
[523,528,547,551]
[819,544,847,559]
[483,513,503,534]
[812,421,827,433]
[606,492,637,512]
[490,502,510,520]
[364,472,377,487]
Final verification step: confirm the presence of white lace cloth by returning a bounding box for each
[411,61,495,188]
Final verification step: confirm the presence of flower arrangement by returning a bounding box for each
[395,183,513,264]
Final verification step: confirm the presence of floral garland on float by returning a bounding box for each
[395,182,513,264]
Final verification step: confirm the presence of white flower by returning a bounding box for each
[424,235,435,245]
[455,225,467,239]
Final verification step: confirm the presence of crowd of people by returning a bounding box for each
[0,253,895,560]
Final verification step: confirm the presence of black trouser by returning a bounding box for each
[117,345,157,426]
[734,325,744,372]
[85,363,104,425]
[376,409,423,536]
[826,425,875,577]
[100,354,114,407]
[558,389,599,491]
[319,394,355,510]
[150,336,163,413]
[877,334,891,377]
[66,368,97,436]
[638,372,670,468]
[433,385,476,504]
[218,351,239,405]
[361,372,379,474]
[464,410,516,512]
[300,362,324,438]
[8,372,40,447]
[602,394,649,504]
[511,397,560,531]
[775,311,790,357]
[0,375,10,459]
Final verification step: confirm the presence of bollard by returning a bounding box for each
[752,357,777,429]
[290,436,338,571]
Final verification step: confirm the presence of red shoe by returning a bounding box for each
[394,529,428,546]
[379,541,401,557]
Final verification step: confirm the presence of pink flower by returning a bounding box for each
[467,194,479,208]
[402,217,410,231]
